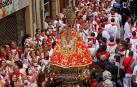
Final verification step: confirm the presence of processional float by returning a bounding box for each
[49,5,92,85]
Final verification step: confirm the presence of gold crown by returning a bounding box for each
[65,6,76,27]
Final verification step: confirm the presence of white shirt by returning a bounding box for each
[133,65,137,83]
[48,48,54,60]
[76,24,81,32]
[53,20,58,28]
[131,43,137,59]
[108,15,120,26]
[124,22,132,39]
[24,38,33,46]
[20,68,26,75]
[43,21,49,30]
[102,30,110,41]
[59,13,64,19]
[110,23,119,38]
[82,14,87,21]
[107,42,117,61]
[88,47,96,57]
[105,23,112,34]
[130,37,137,45]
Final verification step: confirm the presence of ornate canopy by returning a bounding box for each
[50,28,92,68]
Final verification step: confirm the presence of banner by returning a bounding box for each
[0,0,29,19]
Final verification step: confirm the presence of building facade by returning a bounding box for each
[0,0,77,45]
[43,0,77,19]
[0,0,42,46]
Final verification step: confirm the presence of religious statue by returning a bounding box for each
[49,2,92,86]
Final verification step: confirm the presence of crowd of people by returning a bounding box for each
[0,0,137,87]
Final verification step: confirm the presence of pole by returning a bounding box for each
[40,0,45,29]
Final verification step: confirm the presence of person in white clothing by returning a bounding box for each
[43,19,49,30]
[108,9,120,27]
[41,30,48,41]
[24,34,33,47]
[131,41,137,59]
[124,17,132,40]
[130,31,137,45]
[110,18,119,39]
[132,22,137,33]
[132,64,137,86]
[107,37,117,63]
[82,12,87,21]
[102,30,110,41]
[87,32,99,50]
[87,40,96,57]
[99,25,110,41]
[104,18,112,34]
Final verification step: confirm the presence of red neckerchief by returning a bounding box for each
[119,49,126,53]
[111,23,117,26]
[100,15,105,19]
[87,45,92,48]
[0,53,5,59]
[36,39,41,42]
[131,36,137,39]
[88,38,93,42]
[111,15,115,18]
[108,42,116,47]
[104,21,109,25]
[89,38,96,44]
[101,28,105,31]
[41,34,47,38]
[46,40,51,46]
[135,26,137,30]
[97,31,100,34]
[10,47,20,53]
[98,23,101,27]
[16,72,24,77]
[50,33,55,37]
